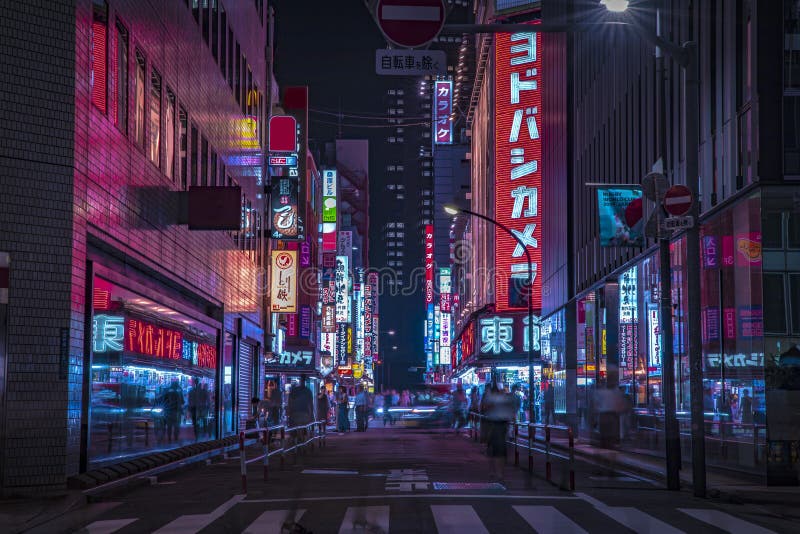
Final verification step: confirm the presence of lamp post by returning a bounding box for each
[444,205,537,424]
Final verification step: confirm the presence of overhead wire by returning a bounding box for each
[310,118,431,129]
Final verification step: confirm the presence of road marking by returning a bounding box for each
[82,518,138,534]
[152,494,245,533]
[431,505,489,534]
[243,494,580,504]
[514,505,589,534]
[242,509,305,534]
[339,506,390,534]
[589,475,639,482]
[678,508,777,534]
[302,469,359,475]
[385,468,429,492]
[576,492,684,534]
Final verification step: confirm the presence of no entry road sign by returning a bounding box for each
[376,0,446,49]
[663,185,693,216]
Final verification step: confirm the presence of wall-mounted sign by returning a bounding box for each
[336,323,348,366]
[434,80,453,144]
[270,250,297,313]
[320,332,336,365]
[299,306,311,338]
[300,238,311,267]
[322,169,337,223]
[702,235,718,269]
[736,232,762,265]
[705,352,764,368]
[335,255,350,323]
[647,305,661,367]
[321,304,336,333]
[475,313,540,359]
[596,187,644,247]
[268,115,297,152]
[270,173,303,240]
[495,29,542,311]
[425,225,434,304]
[264,349,314,371]
[268,155,298,167]
[338,231,353,263]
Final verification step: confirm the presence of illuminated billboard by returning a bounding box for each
[434,80,453,144]
[425,225,434,304]
[270,250,297,313]
[335,255,350,323]
[596,187,644,247]
[495,30,542,311]
[322,169,337,223]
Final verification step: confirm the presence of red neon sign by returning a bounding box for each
[126,318,182,361]
[425,225,434,304]
[495,29,542,311]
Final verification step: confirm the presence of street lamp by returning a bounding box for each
[444,204,537,424]
[600,0,630,12]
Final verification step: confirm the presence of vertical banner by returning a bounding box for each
[618,266,638,369]
[322,169,337,252]
[338,231,353,264]
[425,225,434,304]
[335,255,350,323]
[320,331,336,368]
[299,306,311,338]
[596,187,644,247]
[434,80,453,144]
[270,250,297,312]
[495,30,542,311]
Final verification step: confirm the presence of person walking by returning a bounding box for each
[484,383,515,484]
[316,387,330,426]
[383,389,395,426]
[451,386,467,431]
[336,386,350,433]
[188,380,201,440]
[354,386,369,432]
[287,376,314,447]
[163,381,184,443]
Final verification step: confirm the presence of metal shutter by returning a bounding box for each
[238,341,254,428]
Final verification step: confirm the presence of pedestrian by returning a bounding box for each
[740,389,753,425]
[316,387,330,425]
[383,388,395,426]
[354,385,369,431]
[287,376,314,446]
[451,385,467,431]
[336,386,350,432]
[484,383,515,484]
[479,384,493,443]
[163,381,183,443]
[188,379,201,440]
[543,383,555,425]
[266,380,282,425]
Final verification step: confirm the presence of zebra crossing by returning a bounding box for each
[78,498,779,534]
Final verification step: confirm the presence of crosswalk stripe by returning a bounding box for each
[152,494,245,534]
[430,505,489,534]
[678,508,777,534]
[339,505,390,534]
[243,509,306,534]
[83,518,138,534]
[513,505,588,534]
[596,507,684,534]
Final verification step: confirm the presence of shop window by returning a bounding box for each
[133,49,146,149]
[114,19,128,131]
[179,106,188,189]
[764,273,788,334]
[91,1,108,114]
[165,89,176,180]
[190,124,199,186]
[149,69,161,167]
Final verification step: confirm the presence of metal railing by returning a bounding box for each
[469,412,575,490]
[237,420,327,493]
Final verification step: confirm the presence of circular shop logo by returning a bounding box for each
[276,252,294,270]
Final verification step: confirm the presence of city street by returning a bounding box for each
[30,427,796,534]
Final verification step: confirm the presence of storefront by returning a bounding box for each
[87,273,219,467]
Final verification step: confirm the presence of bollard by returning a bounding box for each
[268,429,269,482]
[545,425,552,482]
[280,426,285,470]
[528,424,534,474]
[514,422,519,466]
[239,431,247,493]
[568,427,575,491]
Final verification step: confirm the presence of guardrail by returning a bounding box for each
[237,420,327,493]
[468,412,575,490]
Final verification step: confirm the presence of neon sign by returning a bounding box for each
[93,314,124,353]
[495,30,542,311]
[434,80,453,144]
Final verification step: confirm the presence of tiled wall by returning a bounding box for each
[0,0,268,494]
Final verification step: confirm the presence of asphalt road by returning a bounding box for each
[34,426,798,533]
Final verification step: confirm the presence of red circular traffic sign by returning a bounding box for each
[663,185,693,216]
[376,0,446,49]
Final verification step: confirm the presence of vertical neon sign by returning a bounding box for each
[434,80,453,144]
[495,30,542,311]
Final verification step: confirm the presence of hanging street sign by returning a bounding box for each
[663,184,693,217]
[375,49,446,75]
[376,0,446,49]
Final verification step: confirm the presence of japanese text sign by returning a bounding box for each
[270,250,297,313]
[434,80,452,144]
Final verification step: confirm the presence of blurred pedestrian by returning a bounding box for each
[316,387,330,425]
[188,379,201,440]
[163,381,183,442]
[288,376,313,433]
[383,389,395,426]
[354,386,369,431]
[484,383,515,484]
[336,386,350,432]
[198,382,210,436]
[451,386,467,431]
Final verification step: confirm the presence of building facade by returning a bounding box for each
[0,0,272,494]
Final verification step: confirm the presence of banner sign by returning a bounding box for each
[596,187,644,247]
[264,349,314,371]
[322,169,337,223]
[648,305,661,367]
[269,172,303,240]
[335,255,350,323]
[287,313,298,337]
[270,250,297,312]
[473,312,540,360]
[425,225,434,304]
[495,29,543,311]
[299,306,311,338]
[336,323,348,366]
[321,304,336,333]
[320,332,336,367]
[338,231,353,264]
[434,80,453,144]
[300,238,311,267]
[618,266,638,368]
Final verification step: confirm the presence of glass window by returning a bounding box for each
[114,19,128,132]
[235,42,241,105]
[784,96,800,175]
[762,212,783,249]
[91,1,108,113]
[200,136,208,186]
[227,28,234,89]
[179,106,187,189]
[133,49,146,149]
[219,6,227,77]
[165,89,175,180]
[149,69,161,167]
[785,0,800,89]
[192,0,200,23]
[190,124,198,186]
[211,0,219,60]
[210,150,218,186]
[764,273,787,333]
[203,0,210,43]
[789,211,800,248]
